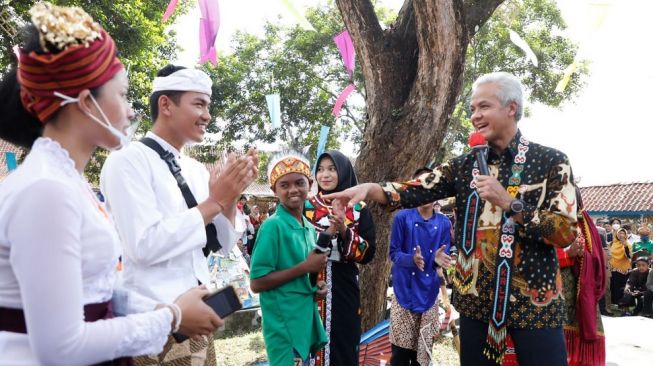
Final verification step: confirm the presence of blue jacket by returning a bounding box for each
[390,208,451,313]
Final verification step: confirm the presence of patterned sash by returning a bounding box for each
[456,135,530,364]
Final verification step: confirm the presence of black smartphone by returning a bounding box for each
[172,286,243,343]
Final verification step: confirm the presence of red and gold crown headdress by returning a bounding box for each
[16,2,124,123]
[267,151,311,187]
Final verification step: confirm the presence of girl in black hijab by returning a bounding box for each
[304,150,376,366]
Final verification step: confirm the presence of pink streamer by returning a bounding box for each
[333,31,355,79]
[198,0,220,65]
[331,84,356,117]
[161,0,179,22]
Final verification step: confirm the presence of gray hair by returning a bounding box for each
[472,72,524,121]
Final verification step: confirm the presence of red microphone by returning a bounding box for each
[468,132,489,175]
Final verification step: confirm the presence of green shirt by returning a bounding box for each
[250,204,327,365]
[633,239,653,257]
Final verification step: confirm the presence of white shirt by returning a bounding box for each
[0,138,171,366]
[100,132,240,303]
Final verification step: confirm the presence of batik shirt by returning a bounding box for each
[381,130,578,329]
[304,193,374,263]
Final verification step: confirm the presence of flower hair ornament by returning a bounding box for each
[16,2,124,123]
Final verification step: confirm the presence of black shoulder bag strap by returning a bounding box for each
[140,137,221,257]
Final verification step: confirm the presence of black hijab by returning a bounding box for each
[316,150,357,194]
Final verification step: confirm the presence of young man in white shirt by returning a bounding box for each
[101,64,258,365]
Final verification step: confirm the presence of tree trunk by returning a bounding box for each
[335,0,505,331]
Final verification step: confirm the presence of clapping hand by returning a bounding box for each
[434,246,454,268]
[413,245,425,271]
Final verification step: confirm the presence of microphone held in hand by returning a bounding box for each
[310,232,331,286]
[468,132,489,176]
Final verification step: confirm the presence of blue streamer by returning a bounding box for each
[312,125,330,174]
[265,94,281,129]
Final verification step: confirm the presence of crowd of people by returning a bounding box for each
[0,3,650,366]
[595,219,653,317]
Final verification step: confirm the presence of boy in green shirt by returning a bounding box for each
[632,226,653,260]
[250,152,328,365]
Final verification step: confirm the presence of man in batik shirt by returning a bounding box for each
[324,72,578,366]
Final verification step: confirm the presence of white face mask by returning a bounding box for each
[612,224,621,231]
[54,91,138,150]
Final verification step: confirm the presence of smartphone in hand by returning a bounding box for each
[172,286,242,343]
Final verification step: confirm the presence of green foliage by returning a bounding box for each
[0,0,193,181]
[438,0,585,162]
[206,0,584,163]
[203,0,400,159]
[0,0,191,120]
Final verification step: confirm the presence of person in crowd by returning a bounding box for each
[594,219,608,249]
[0,3,221,364]
[250,205,263,233]
[641,264,653,317]
[622,224,640,246]
[324,72,578,366]
[304,150,376,366]
[604,221,614,243]
[618,257,650,315]
[100,63,258,365]
[249,151,328,366]
[608,228,632,305]
[388,167,454,366]
[268,201,277,217]
[239,194,251,215]
[632,226,653,260]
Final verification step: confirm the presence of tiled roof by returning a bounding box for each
[580,182,653,214]
[0,139,22,181]
[244,182,274,197]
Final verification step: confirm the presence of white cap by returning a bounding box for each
[152,68,212,96]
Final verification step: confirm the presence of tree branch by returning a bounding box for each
[464,0,504,38]
[335,0,383,61]
[391,0,415,43]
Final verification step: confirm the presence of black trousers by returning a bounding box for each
[643,290,653,315]
[459,316,568,366]
[391,345,419,366]
[620,292,644,314]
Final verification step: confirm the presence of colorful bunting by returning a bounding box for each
[332,84,356,117]
[161,0,179,22]
[555,61,578,93]
[313,125,331,174]
[198,0,220,65]
[509,29,538,67]
[333,31,355,79]
[280,0,316,32]
[266,93,281,129]
[4,152,17,172]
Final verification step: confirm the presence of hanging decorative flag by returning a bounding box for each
[5,152,17,172]
[508,29,538,67]
[588,2,611,31]
[266,94,281,129]
[161,0,179,22]
[198,0,220,65]
[313,125,331,174]
[332,84,356,117]
[280,0,316,31]
[555,61,578,93]
[333,30,355,79]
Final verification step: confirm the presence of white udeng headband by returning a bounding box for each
[152,68,213,96]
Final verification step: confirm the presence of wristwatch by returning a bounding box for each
[505,199,525,217]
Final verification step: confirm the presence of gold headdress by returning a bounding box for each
[267,151,311,187]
